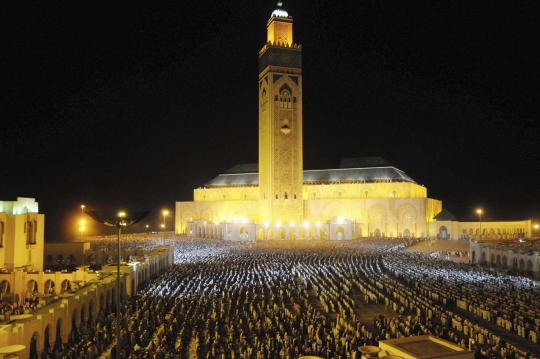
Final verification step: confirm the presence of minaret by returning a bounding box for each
[258,2,303,224]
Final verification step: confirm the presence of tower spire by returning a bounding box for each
[271,1,289,19]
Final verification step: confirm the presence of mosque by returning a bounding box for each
[174,4,532,241]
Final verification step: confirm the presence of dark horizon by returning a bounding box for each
[3,0,539,241]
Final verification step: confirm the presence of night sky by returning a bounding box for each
[3,1,539,241]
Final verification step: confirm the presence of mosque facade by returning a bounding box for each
[174,5,532,241]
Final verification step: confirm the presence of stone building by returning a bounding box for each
[175,4,531,242]
[0,197,174,358]
[469,240,540,277]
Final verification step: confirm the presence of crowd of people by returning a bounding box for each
[384,253,540,348]
[0,290,40,322]
[36,310,117,359]
[37,238,539,358]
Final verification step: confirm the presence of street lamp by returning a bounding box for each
[86,209,149,359]
[476,208,483,238]
[161,209,170,230]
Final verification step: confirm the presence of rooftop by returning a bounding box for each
[204,158,417,187]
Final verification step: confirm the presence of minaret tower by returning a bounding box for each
[258,2,303,223]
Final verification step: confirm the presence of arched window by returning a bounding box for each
[33,220,37,244]
[25,221,33,244]
[0,221,4,248]
[284,192,288,199]
[280,90,292,109]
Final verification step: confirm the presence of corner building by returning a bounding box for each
[175,6,531,241]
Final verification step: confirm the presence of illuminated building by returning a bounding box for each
[0,197,44,271]
[0,197,174,358]
[470,240,540,277]
[175,4,531,241]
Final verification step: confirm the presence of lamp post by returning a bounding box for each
[87,209,149,359]
[476,208,483,239]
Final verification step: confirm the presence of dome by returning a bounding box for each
[271,8,288,18]
[271,1,288,18]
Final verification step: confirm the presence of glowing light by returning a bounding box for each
[276,220,282,227]
[475,208,483,216]
[162,209,170,216]
[80,204,85,211]
[533,223,539,230]
[337,217,344,224]
[290,221,296,227]
[263,220,270,227]
[117,211,127,218]
[145,224,150,229]
[316,221,321,226]
[203,221,207,225]
[241,217,248,224]
[271,9,288,18]
[79,219,86,225]
[302,220,310,228]
[160,223,165,228]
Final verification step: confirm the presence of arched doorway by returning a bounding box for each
[471,251,476,263]
[27,280,38,297]
[239,227,248,240]
[373,228,381,238]
[44,325,51,352]
[71,309,78,338]
[80,306,86,326]
[502,256,508,268]
[403,229,411,238]
[278,228,285,240]
[527,260,533,272]
[55,319,63,347]
[481,252,486,264]
[320,227,328,240]
[257,228,265,241]
[335,226,345,240]
[289,227,297,240]
[88,300,94,324]
[44,279,55,295]
[496,255,501,266]
[0,280,10,295]
[519,259,525,271]
[439,226,449,240]
[29,332,39,359]
[267,228,274,240]
[61,280,71,293]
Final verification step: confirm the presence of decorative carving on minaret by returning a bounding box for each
[280,118,291,135]
[258,2,303,222]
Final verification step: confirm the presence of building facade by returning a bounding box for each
[0,197,174,358]
[469,240,540,278]
[175,5,531,242]
[0,197,44,271]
